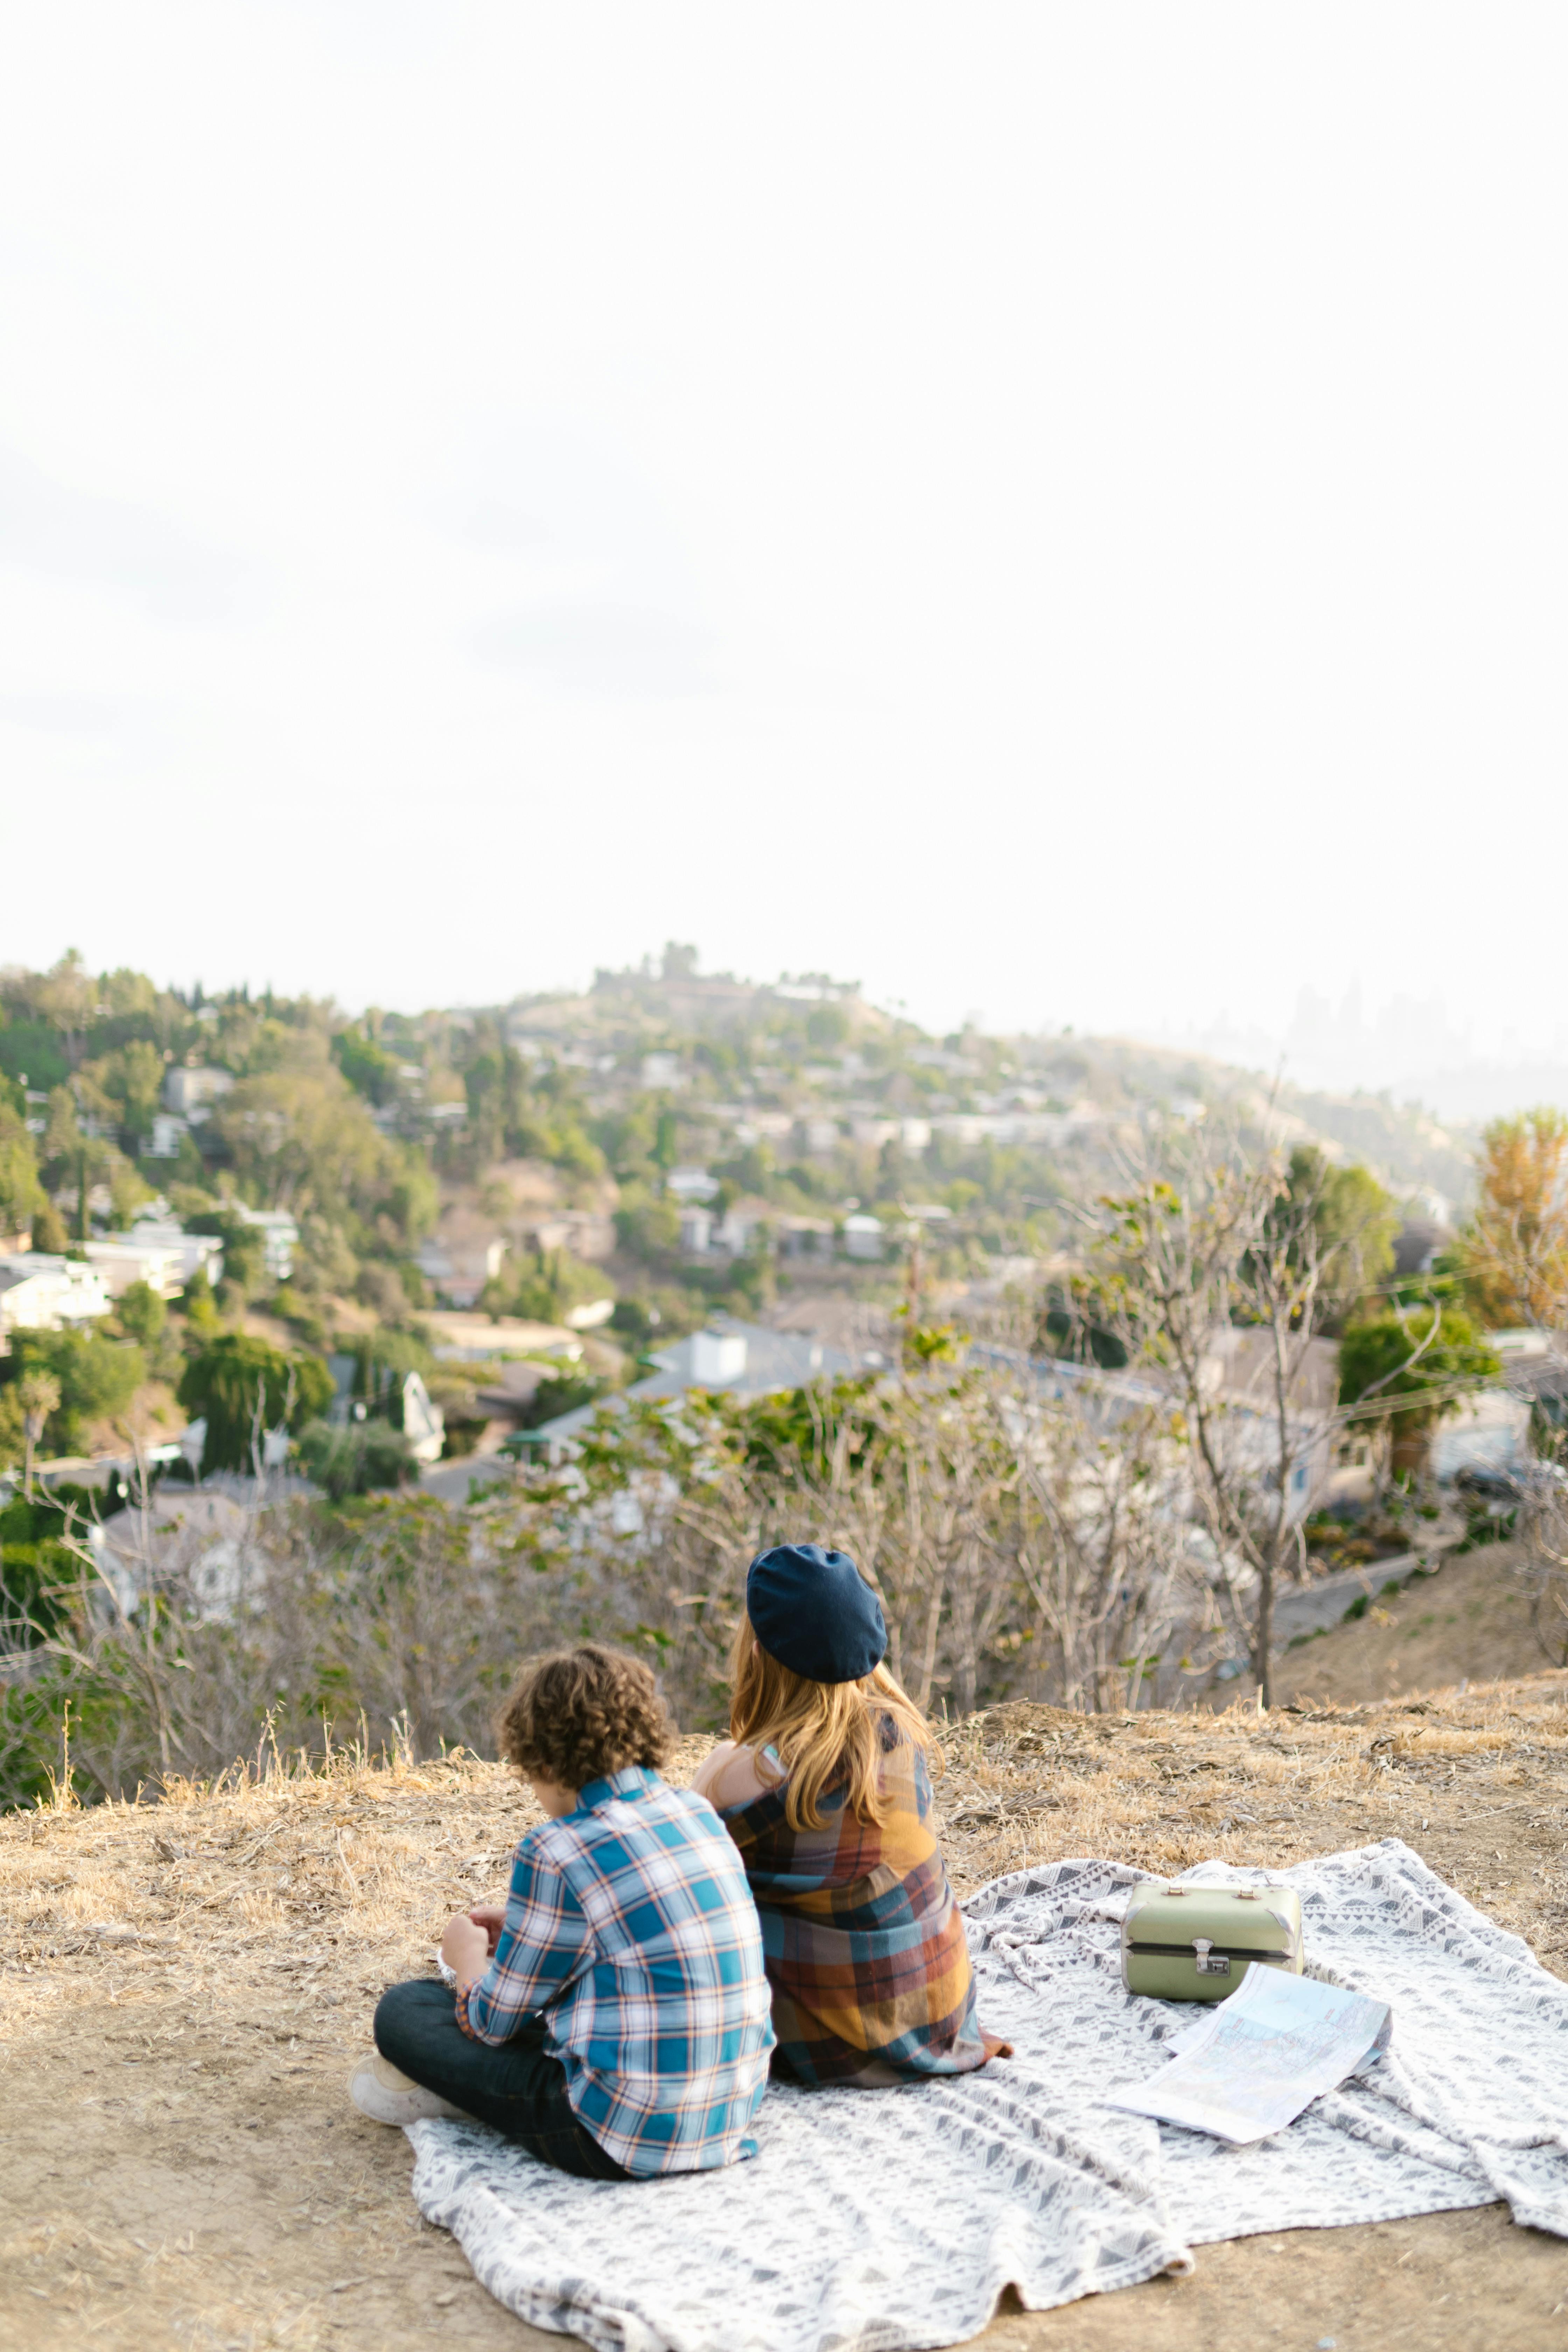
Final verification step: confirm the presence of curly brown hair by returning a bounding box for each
[495,1645,674,1791]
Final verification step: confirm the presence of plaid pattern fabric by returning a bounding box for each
[718,1719,988,2086]
[457,1766,773,2175]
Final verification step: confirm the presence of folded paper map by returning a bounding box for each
[1105,1966,1392,2144]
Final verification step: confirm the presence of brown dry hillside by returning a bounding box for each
[1249,1542,1559,1711]
[3,1681,1568,2352]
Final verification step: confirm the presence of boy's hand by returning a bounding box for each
[468,1905,506,1956]
[441,1911,491,1988]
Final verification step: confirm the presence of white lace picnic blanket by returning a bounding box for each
[406,1840,1568,2352]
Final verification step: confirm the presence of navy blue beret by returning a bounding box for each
[746,1543,887,1685]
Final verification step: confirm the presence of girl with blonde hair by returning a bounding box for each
[692,1544,1010,2086]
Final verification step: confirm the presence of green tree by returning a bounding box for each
[177,1334,334,1474]
[516,1371,603,1429]
[349,1328,436,1421]
[209,1044,436,1287]
[179,1266,224,1340]
[1275,1148,1399,1325]
[486,1248,612,1326]
[614,1184,681,1263]
[115,1280,168,1351]
[5,1329,147,1455]
[87,1039,167,1149]
[31,1201,69,1254]
[0,1489,82,1643]
[1338,1307,1501,1477]
[333,1024,403,1107]
[31,951,98,1066]
[0,1101,44,1241]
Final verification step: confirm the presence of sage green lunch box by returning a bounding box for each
[1121,1882,1304,2002]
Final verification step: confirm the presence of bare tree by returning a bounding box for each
[1082,1119,1402,1706]
[1008,1378,1203,1710]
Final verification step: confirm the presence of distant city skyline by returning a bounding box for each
[1159,988,1568,1128]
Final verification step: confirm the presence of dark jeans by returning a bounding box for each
[373,1979,629,2180]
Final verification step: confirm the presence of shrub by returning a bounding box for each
[295,1418,413,1500]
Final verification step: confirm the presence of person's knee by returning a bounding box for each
[374,1978,444,2068]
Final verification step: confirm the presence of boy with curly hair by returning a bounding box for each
[350,1645,773,2178]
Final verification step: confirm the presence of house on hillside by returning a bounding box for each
[1197,1326,1342,1519]
[677,1205,714,1255]
[1429,1328,1568,1481]
[145,1113,190,1159]
[421,1232,505,1308]
[84,1236,189,1300]
[422,1311,582,1365]
[666,1167,719,1203]
[126,1213,225,1288]
[514,1210,616,1261]
[714,1199,772,1255]
[1393,1218,1454,1279]
[234,1204,298,1282]
[163,1066,234,1124]
[778,1215,834,1261]
[674,1199,775,1258]
[0,1254,112,1349]
[417,1217,508,1308]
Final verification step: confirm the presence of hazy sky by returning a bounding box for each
[2,5,1565,1070]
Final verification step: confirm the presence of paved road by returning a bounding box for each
[1271,1554,1423,1644]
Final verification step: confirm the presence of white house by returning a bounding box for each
[126,1215,225,1288]
[84,1237,189,1300]
[715,1202,771,1255]
[417,1219,507,1307]
[0,1254,112,1348]
[401,1371,446,1466]
[163,1066,235,1124]
[842,1214,885,1262]
[678,1206,714,1254]
[145,1113,189,1160]
[234,1204,298,1281]
[666,1167,719,1202]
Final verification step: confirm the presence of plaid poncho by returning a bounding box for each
[717,1717,988,2086]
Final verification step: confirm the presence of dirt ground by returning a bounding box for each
[4,1675,1568,2352]
[1259,1541,1558,1709]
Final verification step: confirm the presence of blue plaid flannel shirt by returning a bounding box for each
[457,1766,774,2175]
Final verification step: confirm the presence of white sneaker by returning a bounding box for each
[349,2052,467,2125]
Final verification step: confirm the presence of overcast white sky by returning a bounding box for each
[2,5,1565,1082]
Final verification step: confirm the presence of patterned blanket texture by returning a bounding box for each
[405,1840,1568,2352]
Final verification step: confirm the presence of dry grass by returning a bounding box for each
[2,1676,1568,2349]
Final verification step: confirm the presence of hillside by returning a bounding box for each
[1,945,1488,1514]
[4,1677,1566,2350]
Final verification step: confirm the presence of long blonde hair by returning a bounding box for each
[728,1613,938,1830]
